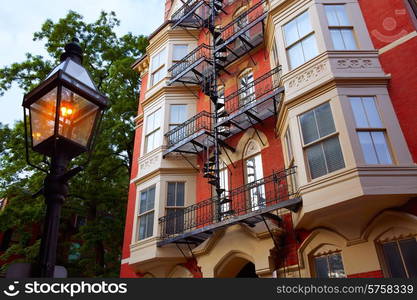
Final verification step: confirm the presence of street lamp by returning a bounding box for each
[22,39,108,277]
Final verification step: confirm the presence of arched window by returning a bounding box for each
[244,140,265,211]
[238,68,255,106]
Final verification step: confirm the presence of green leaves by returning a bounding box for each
[0,10,148,277]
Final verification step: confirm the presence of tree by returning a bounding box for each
[0,11,147,277]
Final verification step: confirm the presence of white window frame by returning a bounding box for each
[150,48,166,86]
[169,104,187,131]
[325,4,358,50]
[299,102,345,180]
[137,186,156,241]
[283,10,319,70]
[172,44,188,64]
[144,108,162,154]
[349,96,393,165]
[165,182,186,235]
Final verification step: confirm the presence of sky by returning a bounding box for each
[0,0,165,126]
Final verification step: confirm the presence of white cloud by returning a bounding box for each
[0,0,165,125]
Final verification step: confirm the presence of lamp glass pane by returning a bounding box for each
[59,87,99,147]
[30,87,58,146]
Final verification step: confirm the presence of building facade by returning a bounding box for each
[120,0,417,278]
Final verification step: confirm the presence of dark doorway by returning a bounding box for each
[236,262,258,278]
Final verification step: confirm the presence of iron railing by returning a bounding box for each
[168,44,212,81]
[165,110,214,148]
[223,66,282,115]
[215,0,267,49]
[171,0,210,28]
[159,166,299,239]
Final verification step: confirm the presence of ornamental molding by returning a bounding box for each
[287,61,328,90]
[335,58,375,69]
[139,154,160,173]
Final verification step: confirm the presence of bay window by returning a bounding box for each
[151,48,166,86]
[284,11,319,70]
[300,102,345,179]
[325,5,357,50]
[350,97,392,165]
[138,186,156,240]
[166,182,185,235]
[145,108,162,153]
[172,44,188,64]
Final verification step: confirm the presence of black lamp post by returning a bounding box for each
[22,39,108,277]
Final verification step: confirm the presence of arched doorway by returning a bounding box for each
[236,262,258,278]
[214,251,259,278]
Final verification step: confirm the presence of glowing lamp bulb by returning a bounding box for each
[61,106,74,117]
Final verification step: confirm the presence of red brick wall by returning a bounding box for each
[120,73,148,278]
[359,0,417,162]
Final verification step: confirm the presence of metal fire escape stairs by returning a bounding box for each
[159,1,302,251]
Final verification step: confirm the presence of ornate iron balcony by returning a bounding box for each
[214,0,268,68]
[216,66,284,136]
[158,166,301,246]
[168,44,213,85]
[163,110,214,157]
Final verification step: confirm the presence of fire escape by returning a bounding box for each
[159,0,301,249]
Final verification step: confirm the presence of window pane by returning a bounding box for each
[371,132,392,164]
[362,97,382,128]
[148,186,155,211]
[314,256,329,278]
[301,34,318,61]
[328,253,347,278]
[382,242,407,278]
[297,11,313,38]
[167,183,176,206]
[177,183,185,206]
[326,5,350,26]
[315,102,336,138]
[139,216,147,240]
[330,29,345,50]
[287,42,304,69]
[173,45,188,61]
[170,105,187,125]
[284,17,299,46]
[323,136,345,173]
[399,239,417,278]
[350,97,368,128]
[300,110,319,144]
[325,5,339,26]
[146,212,154,238]
[341,29,357,50]
[307,143,327,179]
[140,190,148,214]
[334,5,350,26]
[358,132,379,164]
